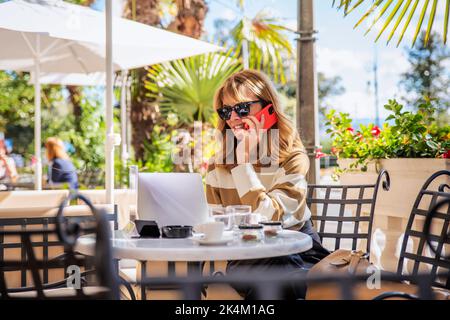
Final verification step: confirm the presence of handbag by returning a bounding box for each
[308,249,371,276]
[305,249,371,300]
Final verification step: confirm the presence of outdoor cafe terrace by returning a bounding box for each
[0,0,449,307]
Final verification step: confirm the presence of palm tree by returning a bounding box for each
[231,10,294,84]
[124,0,209,161]
[123,0,162,161]
[64,0,97,130]
[167,0,208,38]
[333,0,450,46]
[221,1,295,84]
[145,50,242,124]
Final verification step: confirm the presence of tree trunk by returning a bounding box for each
[167,0,208,39]
[297,0,319,184]
[124,0,161,161]
[124,0,208,161]
[67,85,82,131]
[123,0,161,26]
[167,0,208,173]
[65,0,96,131]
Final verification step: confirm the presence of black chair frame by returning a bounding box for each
[307,169,390,253]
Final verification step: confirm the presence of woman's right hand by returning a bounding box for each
[236,114,265,164]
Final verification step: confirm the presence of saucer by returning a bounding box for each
[192,235,234,246]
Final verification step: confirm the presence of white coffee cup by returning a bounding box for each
[194,221,224,241]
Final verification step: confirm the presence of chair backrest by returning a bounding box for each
[0,193,119,299]
[307,170,390,253]
[397,170,450,289]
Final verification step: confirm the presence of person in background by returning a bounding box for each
[0,138,18,183]
[44,137,78,190]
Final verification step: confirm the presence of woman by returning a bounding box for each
[205,70,329,299]
[0,138,18,183]
[45,137,78,190]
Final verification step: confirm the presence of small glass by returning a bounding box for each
[260,221,283,238]
[212,214,233,231]
[226,205,251,215]
[238,224,263,242]
[226,205,252,231]
[209,205,227,216]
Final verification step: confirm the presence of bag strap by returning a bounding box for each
[348,250,369,274]
[329,250,369,275]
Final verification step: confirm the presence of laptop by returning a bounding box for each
[137,172,210,227]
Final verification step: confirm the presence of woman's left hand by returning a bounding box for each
[236,114,265,164]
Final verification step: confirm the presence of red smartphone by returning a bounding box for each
[244,103,278,130]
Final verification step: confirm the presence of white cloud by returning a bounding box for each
[317,45,410,120]
[284,18,297,32]
[329,89,392,120]
[378,49,409,78]
[316,46,371,76]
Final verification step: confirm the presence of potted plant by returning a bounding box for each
[325,99,450,271]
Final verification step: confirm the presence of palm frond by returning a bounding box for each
[375,0,405,42]
[231,10,293,83]
[364,0,394,36]
[396,0,420,46]
[424,0,438,45]
[387,0,413,44]
[411,0,431,47]
[145,50,242,124]
[445,0,450,43]
[333,0,450,46]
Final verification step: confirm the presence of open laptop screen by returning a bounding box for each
[137,173,209,227]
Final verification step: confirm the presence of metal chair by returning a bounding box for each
[306,169,390,253]
[0,193,120,299]
[397,170,450,290]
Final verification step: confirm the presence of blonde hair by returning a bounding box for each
[45,137,69,161]
[213,69,304,168]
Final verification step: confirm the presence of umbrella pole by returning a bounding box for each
[105,0,114,205]
[34,35,42,190]
[120,70,128,165]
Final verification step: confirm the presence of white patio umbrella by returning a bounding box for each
[0,0,222,203]
[32,72,107,86]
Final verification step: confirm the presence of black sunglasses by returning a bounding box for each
[217,100,263,121]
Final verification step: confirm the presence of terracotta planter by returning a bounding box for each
[337,158,450,272]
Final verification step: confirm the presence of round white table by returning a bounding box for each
[76,230,313,262]
[76,230,312,300]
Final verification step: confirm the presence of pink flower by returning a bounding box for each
[355,132,363,142]
[315,151,326,159]
[315,147,327,159]
[371,125,381,137]
[200,162,209,170]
